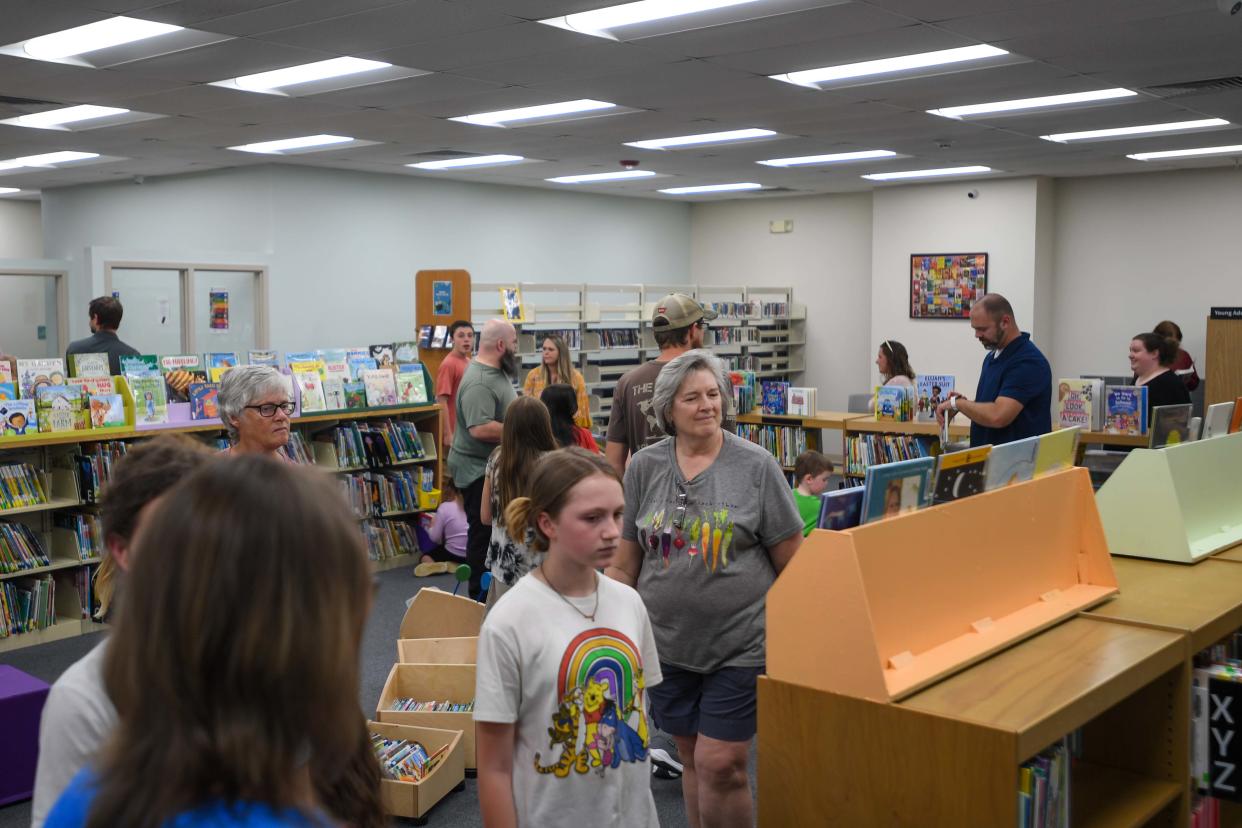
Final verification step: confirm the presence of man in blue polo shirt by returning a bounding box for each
[935,293,1051,447]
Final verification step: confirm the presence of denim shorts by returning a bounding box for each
[647,662,763,743]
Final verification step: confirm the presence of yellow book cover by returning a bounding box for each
[1033,427,1080,476]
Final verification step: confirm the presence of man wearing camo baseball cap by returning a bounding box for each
[605,293,718,477]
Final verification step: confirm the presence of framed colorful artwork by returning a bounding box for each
[909,253,988,319]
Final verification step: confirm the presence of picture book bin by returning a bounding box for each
[368,720,465,823]
[767,467,1119,702]
[398,636,477,665]
[399,587,484,641]
[377,663,477,769]
[1095,431,1242,563]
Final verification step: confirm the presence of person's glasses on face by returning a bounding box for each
[245,402,295,417]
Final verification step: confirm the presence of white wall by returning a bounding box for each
[1051,168,1242,382]
[42,165,692,349]
[690,193,873,409]
[0,201,62,358]
[0,200,41,258]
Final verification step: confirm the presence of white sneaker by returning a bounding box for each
[650,748,683,779]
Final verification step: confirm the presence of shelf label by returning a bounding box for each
[1210,676,1242,801]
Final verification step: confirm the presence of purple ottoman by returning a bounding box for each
[0,665,50,805]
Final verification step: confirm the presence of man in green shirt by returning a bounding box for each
[447,319,519,598]
[791,450,834,535]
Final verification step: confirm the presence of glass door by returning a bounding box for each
[106,267,185,356]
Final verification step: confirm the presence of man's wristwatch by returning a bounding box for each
[950,396,960,412]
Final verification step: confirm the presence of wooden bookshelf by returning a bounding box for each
[1075,430,1151,464]
[845,415,972,437]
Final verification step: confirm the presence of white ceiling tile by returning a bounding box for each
[252,1,524,53]
[363,21,588,72]
[111,39,338,84]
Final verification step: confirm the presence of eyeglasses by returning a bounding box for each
[672,483,688,531]
[245,402,295,417]
[695,320,710,329]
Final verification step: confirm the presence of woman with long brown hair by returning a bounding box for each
[480,396,557,605]
[522,333,592,428]
[44,456,383,828]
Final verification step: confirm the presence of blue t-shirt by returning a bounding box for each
[46,770,330,828]
[971,332,1052,447]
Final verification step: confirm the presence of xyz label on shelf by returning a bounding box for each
[1210,677,1242,801]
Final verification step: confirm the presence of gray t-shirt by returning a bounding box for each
[622,431,802,672]
[31,640,117,828]
[447,361,517,487]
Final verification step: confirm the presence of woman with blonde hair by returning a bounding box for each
[523,333,591,428]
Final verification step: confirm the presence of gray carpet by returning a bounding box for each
[0,565,709,827]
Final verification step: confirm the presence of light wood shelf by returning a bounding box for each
[0,496,80,517]
[1072,761,1183,828]
[0,556,100,582]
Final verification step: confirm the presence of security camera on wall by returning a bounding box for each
[1219,0,1241,16]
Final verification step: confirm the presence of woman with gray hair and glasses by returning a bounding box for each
[605,348,803,828]
[217,365,295,459]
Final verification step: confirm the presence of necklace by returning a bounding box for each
[539,568,599,622]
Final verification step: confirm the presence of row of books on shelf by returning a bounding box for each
[521,328,581,350]
[818,428,1080,530]
[372,731,452,783]
[844,434,935,476]
[362,518,420,563]
[53,513,103,560]
[341,468,436,518]
[321,420,429,469]
[0,463,48,509]
[872,375,957,422]
[0,521,49,573]
[1016,739,1070,828]
[1,575,54,637]
[595,328,640,349]
[736,424,808,468]
[68,441,129,503]
[1192,644,1242,827]
[704,300,791,319]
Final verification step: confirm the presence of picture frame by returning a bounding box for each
[909,253,988,319]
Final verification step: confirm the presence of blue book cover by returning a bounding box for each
[189,383,220,420]
[316,348,348,365]
[860,456,934,523]
[0,400,35,435]
[982,434,1040,491]
[285,351,319,364]
[817,487,864,530]
[348,356,378,380]
[1104,385,1147,435]
[875,385,914,421]
[761,380,789,415]
[0,382,15,401]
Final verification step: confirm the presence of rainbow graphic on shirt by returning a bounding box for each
[557,628,641,711]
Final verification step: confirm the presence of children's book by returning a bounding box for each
[204,352,239,383]
[431,325,449,348]
[0,383,15,401]
[500,287,524,323]
[17,358,67,400]
[284,351,318,365]
[395,372,429,405]
[1203,401,1236,439]
[1229,397,1242,434]
[288,358,326,379]
[860,456,934,523]
[932,445,992,505]
[343,380,367,410]
[322,361,350,383]
[1033,427,1080,476]
[361,368,397,407]
[368,344,394,368]
[787,387,816,417]
[0,358,13,386]
[188,383,220,420]
[294,371,326,413]
[0,401,35,435]
[874,385,914,422]
[347,356,378,380]
[323,378,346,411]
[417,326,433,349]
[1150,403,1193,448]
[915,375,954,421]
[88,394,126,429]
[119,354,159,377]
[817,486,864,531]
[159,354,208,402]
[393,341,420,365]
[761,381,789,415]
[1104,385,1147,435]
[982,434,1040,491]
[1055,378,1103,431]
[36,385,85,433]
[247,349,281,367]
[316,348,348,366]
[128,376,169,425]
[68,353,110,378]
[344,346,369,363]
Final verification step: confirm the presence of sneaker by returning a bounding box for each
[414,561,453,577]
[649,748,683,779]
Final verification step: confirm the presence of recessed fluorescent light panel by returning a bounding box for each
[0,104,164,132]
[928,88,1137,120]
[0,188,21,195]
[547,170,657,184]
[1041,118,1231,144]
[771,45,1016,91]
[227,135,377,155]
[659,183,763,194]
[1127,144,1242,161]
[625,128,777,150]
[539,0,847,41]
[451,99,639,128]
[1,16,230,68]
[408,155,526,170]
[758,149,896,167]
[210,57,430,97]
[0,151,102,173]
[862,165,992,181]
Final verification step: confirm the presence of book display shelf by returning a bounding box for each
[841,415,971,479]
[0,403,443,653]
[735,410,862,471]
[1095,432,1242,564]
[759,469,1196,826]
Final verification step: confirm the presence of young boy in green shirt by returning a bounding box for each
[791,450,834,535]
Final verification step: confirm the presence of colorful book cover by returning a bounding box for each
[1104,385,1147,435]
[72,377,116,399]
[284,351,318,364]
[347,356,377,380]
[204,352,239,383]
[787,387,816,417]
[323,361,350,382]
[119,354,159,377]
[1054,378,1103,431]
[860,456,934,523]
[1203,401,1236,439]
[128,376,169,425]
[36,385,85,433]
[500,287,524,323]
[323,378,346,411]
[932,445,992,505]
[288,358,326,380]
[431,325,449,348]
[915,374,954,421]
[761,381,789,415]
[188,383,220,420]
[68,353,110,378]
[316,348,348,366]
[17,358,67,400]
[247,349,281,367]
[294,371,326,413]
[417,326,433,349]
[874,385,914,422]
[395,372,428,405]
[817,487,864,531]
[368,344,394,368]
[159,355,208,402]
[344,346,369,363]
[343,380,367,410]
[0,383,15,401]
[0,358,13,385]
[1150,403,1193,448]
[393,341,420,364]
[982,434,1040,491]
[88,394,126,428]
[361,368,397,407]
[1033,427,1080,476]
[0,401,35,435]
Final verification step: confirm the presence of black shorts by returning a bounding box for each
[647,662,763,743]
